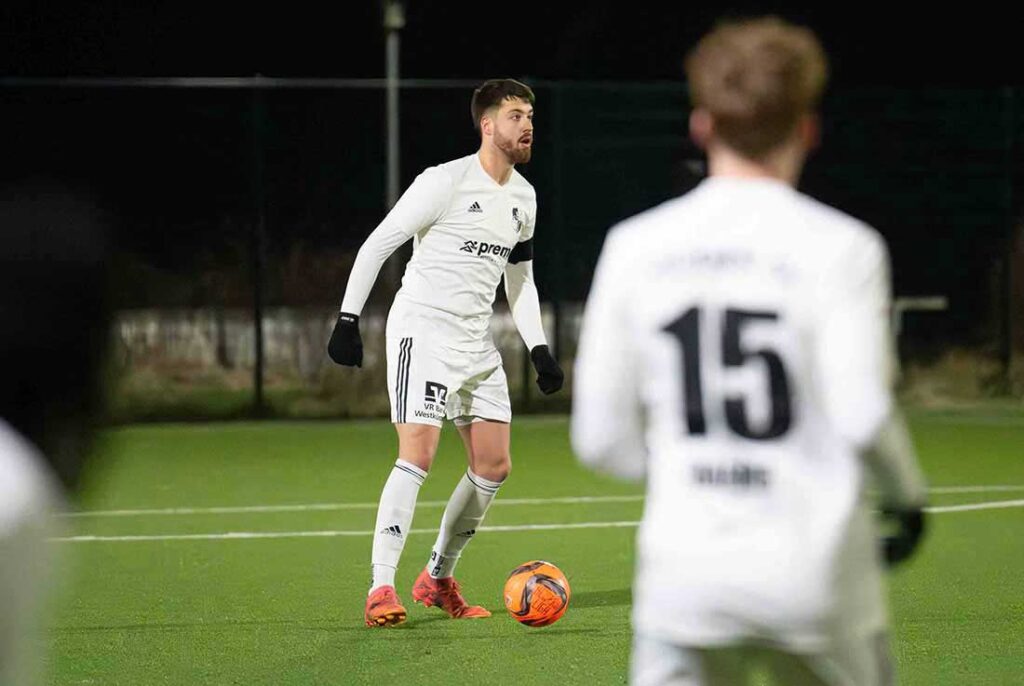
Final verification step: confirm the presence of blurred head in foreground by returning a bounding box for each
[0,181,111,684]
[685,16,828,184]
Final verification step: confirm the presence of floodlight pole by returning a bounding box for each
[251,77,267,416]
[384,1,404,209]
[383,1,405,288]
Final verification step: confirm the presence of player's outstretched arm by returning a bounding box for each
[328,168,452,367]
[571,228,646,481]
[504,251,563,394]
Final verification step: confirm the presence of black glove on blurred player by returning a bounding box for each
[880,506,926,568]
[328,312,363,367]
[530,345,564,395]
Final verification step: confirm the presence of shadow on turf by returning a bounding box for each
[567,587,632,609]
[333,626,607,637]
[53,590,632,635]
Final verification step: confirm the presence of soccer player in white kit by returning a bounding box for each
[572,18,927,686]
[328,79,564,627]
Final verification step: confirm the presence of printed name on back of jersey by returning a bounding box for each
[692,463,770,488]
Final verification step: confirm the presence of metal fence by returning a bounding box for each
[2,79,1020,418]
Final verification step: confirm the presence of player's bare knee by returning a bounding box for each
[396,423,441,471]
[476,455,511,482]
[399,445,436,471]
[402,454,434,473]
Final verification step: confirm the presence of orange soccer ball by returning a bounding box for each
[503,560,571,627]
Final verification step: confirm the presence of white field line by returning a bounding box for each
[928,485,1024,494]
[52,520,641,543]
[59,495,645,518]
[51,498,1024,543]
[59,486,1024,519]
[925,498,1024,513]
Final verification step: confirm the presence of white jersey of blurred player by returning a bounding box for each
[0,421,59,686]
[572,18,927,681]
[574,176,926,684]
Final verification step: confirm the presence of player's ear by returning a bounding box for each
[800,113,821,152]
[480,112,494,137]
[689,109,713,150]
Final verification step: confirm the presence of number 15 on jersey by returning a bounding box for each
[662,306,794,441]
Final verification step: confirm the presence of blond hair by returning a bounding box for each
[685,17,828,159]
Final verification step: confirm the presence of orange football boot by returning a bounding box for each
[411,567,491,619]
[364,585,407,627]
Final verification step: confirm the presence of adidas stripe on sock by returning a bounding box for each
[370,459,427,593]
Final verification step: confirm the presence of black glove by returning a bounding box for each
[880,506,926,568]
[530,344,564,395]
[327,312,363,367]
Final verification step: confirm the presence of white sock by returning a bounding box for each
[369,459,427,594]
[371,564,395,590]
[427,470,502,579]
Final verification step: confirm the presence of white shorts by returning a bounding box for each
[386,336,512,427]
[630,632,894,686]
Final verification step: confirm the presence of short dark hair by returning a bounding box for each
[471,79,535,131]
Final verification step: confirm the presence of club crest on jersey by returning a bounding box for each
[512,207,523,233]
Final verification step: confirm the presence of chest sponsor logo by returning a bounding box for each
[459,240,512,260]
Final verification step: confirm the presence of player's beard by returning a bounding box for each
[495,129,532,165]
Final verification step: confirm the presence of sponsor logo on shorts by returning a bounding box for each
[414,381,448,421]
[425,381,448,406]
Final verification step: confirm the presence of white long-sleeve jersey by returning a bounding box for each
[572,177,927,649]
[340,154,546,352]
